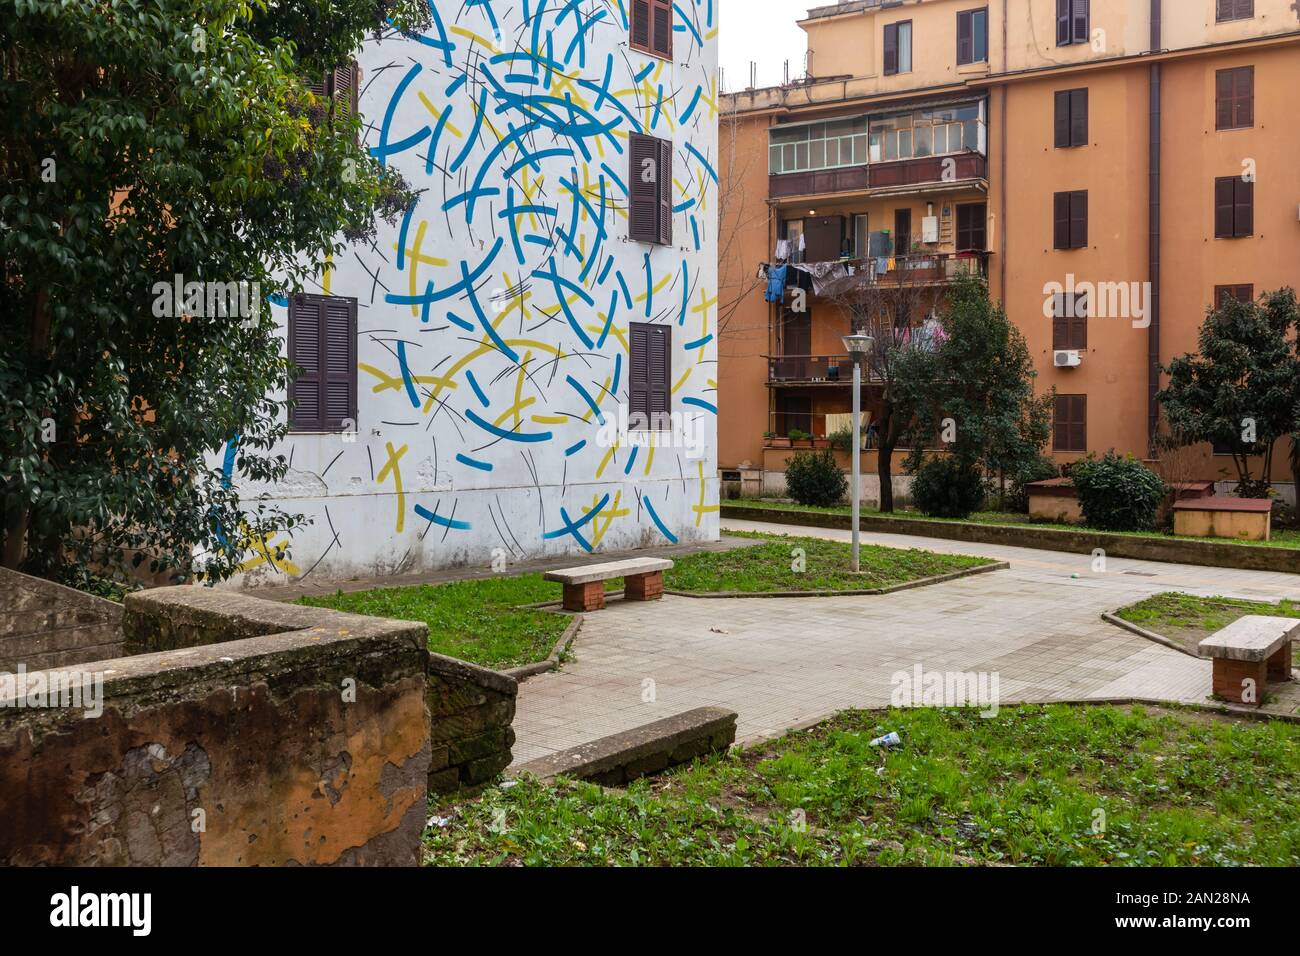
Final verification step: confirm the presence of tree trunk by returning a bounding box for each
[877,442,895,513]
[1291,436,1300,506]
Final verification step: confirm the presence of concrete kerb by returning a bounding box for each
[500,614,583,683]
[1099,611,1200,658]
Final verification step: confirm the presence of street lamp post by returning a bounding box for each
[841,333,874,573]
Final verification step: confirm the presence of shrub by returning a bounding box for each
[829,425,855,454]
[911,456,987,519]
[1070,452,1167,531]
[785,449,847,508]
[1008,455,1060,513]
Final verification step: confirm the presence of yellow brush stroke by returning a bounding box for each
[417,91,465,137]
[376,442,409,534]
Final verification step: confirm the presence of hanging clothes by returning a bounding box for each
[764,264,789,303]
[774,238,791,261]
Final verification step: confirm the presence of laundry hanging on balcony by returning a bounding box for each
[791,261,852,296]
[764,263,790,303]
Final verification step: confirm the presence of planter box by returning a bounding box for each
[1172,496,1272,542]
[765,437,792,449]
[1025,478,1083,524]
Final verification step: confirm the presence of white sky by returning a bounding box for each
[718,0,814,92]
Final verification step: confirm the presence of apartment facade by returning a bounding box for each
[217,0,720,587]
[719,0,1300,501]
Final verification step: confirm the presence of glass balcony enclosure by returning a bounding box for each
[769,118,869,175]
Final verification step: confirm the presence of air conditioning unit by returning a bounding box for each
[1053,350,1082,368]
[921,216,940,243]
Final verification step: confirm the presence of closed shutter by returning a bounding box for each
[1054,395,1087,452]
[1056,0,1070,45]
[1215,70,1234,129]
[631,0,651,50]
[1214,177,1235,237]
[629,323,671,423]
[956,203,986,251]
[1051,295,1087,350]
[657,137,674,246]
[628,133,661,243]
[1069,190,1088,248]
[1218,0,1254,21]
[648,325,671,418]
[333,62,358,120]
[1214,284,1254,306]
[884,22,898,75]
[1235,67,1253,128]
[629,323,650,420]
[1233,178,1253,236]
[1053,192,1070,249]
[651,0,673,58]
[1072,0,1089,43]
[1054,91,1070,148]
[1070,89,1088,145]
[289,296,323,431]
[804,216,844,262]
[289,294,356,432]
[957,11,973,65]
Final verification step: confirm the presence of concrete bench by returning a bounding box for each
[1198,615,1297,706]
[1172,495,1272,541]
[544,557,674,612]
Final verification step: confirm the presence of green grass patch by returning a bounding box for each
[728,497,1300,550]
[1116,591,1300,644]
[425,704,1300,866]
[301,534,991,666]
[667,531,991,593]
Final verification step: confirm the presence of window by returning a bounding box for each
[1215,67,1254,130]
[1213,284,1254,306]
[768,117,869,175]
[1052,293,1088,350]
[628,133,673,245]
[309,62,360,136]
[868,104,982,162]
[1056,0,1090,46]
[957,9,988,65]
[1216,0,1254,22]
[955,203,987,251]
[628,322,671,426]
[853,214,870,258]
[1054,395,1087,452]
[630,0,673,59]
[1054,89,1088,147]
[893,208,912,256]
[288,294,357,432]
[1214,176,1253,238]
[1053,190,1088,249]
[884,20,912,76]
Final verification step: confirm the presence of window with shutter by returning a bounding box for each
[1053,190,1087,249]
[1052,293,1088,350]
[1213,284,1254,307]
[883,22,899,75]
[1216,0,1253,22]
[1214,176,1253,238]
[1054,395,1087,452]
[1057,0,1089,45]
[628,322,671,428]
[955,203,986,251]
[957,9,987,65]
[289,293,357,432]
[631,0,673,59]
[1215,67,1253,130]
[1053,89,1088,147]
[628,133,671,245]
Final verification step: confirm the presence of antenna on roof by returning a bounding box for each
[749,61,757,90]
[783,60,790,85]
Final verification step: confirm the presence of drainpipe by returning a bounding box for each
[998,0,1008,299]
[1147,0,1162,454]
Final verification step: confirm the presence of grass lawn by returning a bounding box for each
[1115,591,1300,655]
[425,704,1300,866]
[301,533,992,667]
[727,497,1300,550]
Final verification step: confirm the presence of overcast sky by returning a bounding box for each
[718,0,813,92]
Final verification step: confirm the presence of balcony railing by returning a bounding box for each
[769,151,986,199]
[766,355,887,385]
[773,250,991,300]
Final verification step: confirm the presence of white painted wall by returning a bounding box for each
[217,1,721,587]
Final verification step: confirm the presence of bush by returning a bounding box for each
[784,449,847,508]
[1070,452,1167,531]
[911,456,987,519]
[828,425,855,454]
[1008,455,1060,513]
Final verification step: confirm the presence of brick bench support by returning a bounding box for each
[546,558,674,613]
[1198,615,1298,707]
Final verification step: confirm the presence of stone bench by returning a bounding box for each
[1198,615,1297,706]
[544,557,674,612]
[1172,496,1272,541]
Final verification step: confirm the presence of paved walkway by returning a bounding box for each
[511,519,1300,765]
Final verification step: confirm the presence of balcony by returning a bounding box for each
[766,355,886,386]
[769,152,986,200]
[770,250,991,302]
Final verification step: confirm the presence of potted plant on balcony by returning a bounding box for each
[812,435,832,449]
[765,431,791,449]
[788,428,813,449]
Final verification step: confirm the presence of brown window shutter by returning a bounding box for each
[1072,0,1089,43]
[651,0,673,58]
[1053,191,1070,249]
[1214,177,1235,237]
[1072,395,1087,451]
[1236,67,1253,128]
[1052,297,1067,350]
[289,295,323,431]
[1054,91,1070,148]
[333,62,359,120]
[957,11,973,65]
[1069,190,1088,248]
[322,296,357,429]
[657,137,674,246]
[631,0,651,51]
[648,325,671,417]
[804,216,844,262]
[628,133,660,243]
[1215,69,1234,130]
[1072,293,1088,349]
[1234,178,1253,236]
[884,23,898,75]
[1056,0,1070,44]
[1055,395,1087,451]
[1070,89,1088,145]
[628,323,651,420]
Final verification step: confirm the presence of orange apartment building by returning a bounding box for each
[718,0,1300,503]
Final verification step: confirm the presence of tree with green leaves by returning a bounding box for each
[902,274,1054,508]
[0,0,424,589]
[1158,289,1298,497]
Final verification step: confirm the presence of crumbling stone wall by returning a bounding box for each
[426,654,517,795]
[0,566,124,671]
[0,587,431,866]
